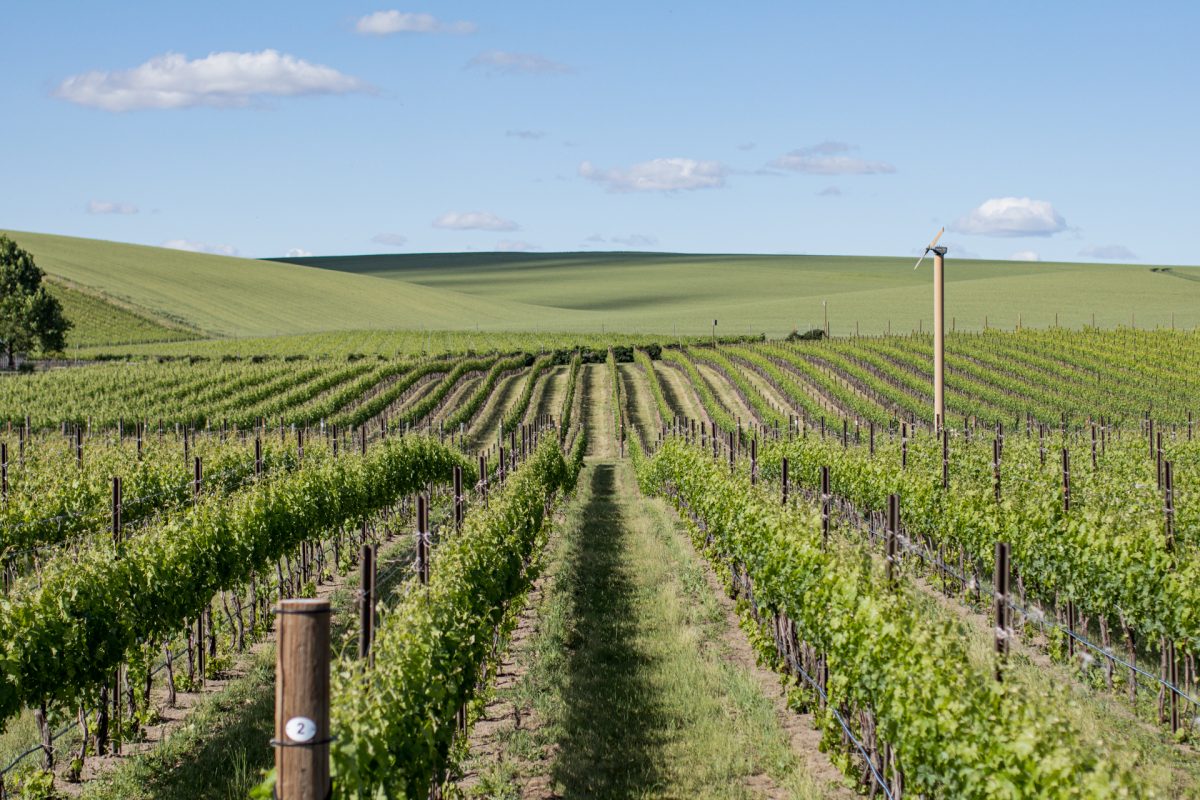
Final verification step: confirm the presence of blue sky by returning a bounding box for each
[2,1,1196,263]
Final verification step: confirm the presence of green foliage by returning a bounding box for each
[0,436,470,727]
[328,436,582,798]
[637,438,1140,798]
[501,354,554,433]
[0,235,71,367]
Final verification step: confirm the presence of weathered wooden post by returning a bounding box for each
[1062,449,1071,512]
[820,466,831,546]
[453,465,464,532]
[358,545,374,661]
[781,457,789,506]
[273,598,331,800]
[994,542,1010,680]
[750,437,758,486]
[886,494,899,587]
[417,495,430,584]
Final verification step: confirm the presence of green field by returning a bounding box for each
[3,231,553,339]
[279,250,1200,336]
[45,280,200,349]
[6,232,1200,350]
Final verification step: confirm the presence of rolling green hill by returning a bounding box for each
[278,251,1200,336]
[8,231,1199,346]
[45,280,200,349]
[4,231,559,339]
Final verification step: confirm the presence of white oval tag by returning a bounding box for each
[285,716,318,743]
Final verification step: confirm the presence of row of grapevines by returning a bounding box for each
[636,437,1138,798]
[0,435,471,726]
[635,349,672,426]
[502,354,554,433]
[659,349,736,432]
[441,355,529,432]
[557,352,581,441]
[328,432,584,796]
[398,357,498,430]
[0,434,298,554]
[757,431,1200,652]
[687,347,787,428]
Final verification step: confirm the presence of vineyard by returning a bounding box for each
[0,327,1197,798]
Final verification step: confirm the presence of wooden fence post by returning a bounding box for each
[886,494,899,587]
[750,438,758,486]
[781,457,789,506]
[1061,449,1071,513]
[358,545,374,661]
[820,466,831,546]
[417,495,430,584]
[454,465,464,532]
[994,542,1010,680]
[273,598,332,800]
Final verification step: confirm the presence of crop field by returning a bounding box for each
[0,326,1198,799]
[282,249,1200,336]
[8,232,1200,349]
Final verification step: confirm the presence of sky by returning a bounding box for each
[2,1,1197,264]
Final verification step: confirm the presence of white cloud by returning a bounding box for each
[817,186,841,197]
[770,141,895,175]
[285,247,312,257]
[87,199,138,214]
[493,240,538,251]
[433,211,519,231]
[56,50,369,111]
[371,233,408,246]
[952,197,1067,237]
[579,158,727,192]
[1080,244,1138,261]
[586,233,658,248]
[505,129,546,140]
[163,239,238,256]
[355,11,476,35]
[1009,250,1041,261]
[467,51,572,75]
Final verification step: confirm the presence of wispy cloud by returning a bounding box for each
[579,158,727,192]
[1009,249,1041,261]
[467,51,572,75]
[817,186,841,197]
[163,239,238,256]
[494,240,538,251]
[371,233,408,246]
[770,141,895,175]
[737,142,757,151]
[952,197,1067,237]
[355,11,476,35]
[1080,244,1137,261]
[56,50,369,111]
[505,129,546,140]
[433,211,519,231]
[586,233,659,248]
[86,199,138,214]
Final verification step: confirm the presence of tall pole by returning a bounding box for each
[933,249,946,430]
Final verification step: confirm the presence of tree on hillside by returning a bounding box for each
[0,235,71,369]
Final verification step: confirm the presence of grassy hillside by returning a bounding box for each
[45,280,199,349]
[277,251,1200,335]
[4,231,558,338]
[10,231,1198,343]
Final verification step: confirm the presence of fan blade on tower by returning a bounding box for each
[913,226,945,269]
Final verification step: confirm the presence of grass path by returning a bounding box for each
[456,368,843,799]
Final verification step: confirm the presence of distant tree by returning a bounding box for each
[0,235,71,368]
